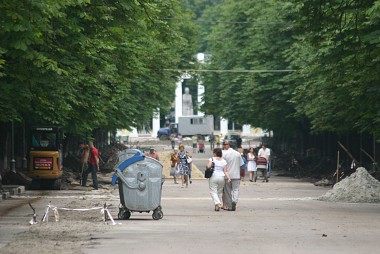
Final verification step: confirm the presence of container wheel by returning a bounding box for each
[158,211,164,219]
[152,211,160,220]
[118,209,131,220]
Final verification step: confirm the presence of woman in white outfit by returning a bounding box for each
[207,148,231,211]
[247,147,257,182]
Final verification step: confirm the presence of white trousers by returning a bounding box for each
[224,179,240,209]
[209,175,225,205]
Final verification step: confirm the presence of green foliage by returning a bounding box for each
[199,0,380,140]
[0,0,199,136]
[201,0,299,136]
[289,0,380,138]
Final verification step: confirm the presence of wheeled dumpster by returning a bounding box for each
[117,149,143,163]
[112,152,164,220]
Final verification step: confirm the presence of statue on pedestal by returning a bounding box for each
[182,87,193,116]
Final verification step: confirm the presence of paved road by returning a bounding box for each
[1,141,380,254]
[81,177,380,254]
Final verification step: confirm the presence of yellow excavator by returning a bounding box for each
[29,126,63,189]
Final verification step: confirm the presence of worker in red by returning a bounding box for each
[82,141,100,190]
[146,147,160,161]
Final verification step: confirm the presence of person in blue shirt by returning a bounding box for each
[240,150,247,181]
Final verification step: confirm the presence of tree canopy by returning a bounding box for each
[0,0,199,136]
[1,0,380,142]
[198,0,380,140]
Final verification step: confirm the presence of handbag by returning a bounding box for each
[186,156,193,164]
[205,158,215,178]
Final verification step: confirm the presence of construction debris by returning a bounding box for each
[319,167,380,203]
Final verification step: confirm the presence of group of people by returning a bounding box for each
[206,141,244,211]
[167,141,271,211]
[206,142,271,212]
[170,144,192,188]
[244,144,271,182]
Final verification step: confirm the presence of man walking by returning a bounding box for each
[209,132,215,151]
[258,143,270,182]
[222,141,244,211]
[82,141,100,190]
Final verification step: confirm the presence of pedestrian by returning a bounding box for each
[170,149,179,184]
[79,142,89,185]
[247,147,257,182]
[170,134,176,150]
[267,146,272,177]
[177,144,191,188]
[198,136,205,153]
[236,135,242,149]
[146,147,159,161]
[207,148,231,211]
[209,132,215,151]
[177,133,183,147]
[222,140,244,211]
[258,143,270,182]
[215,135,221,148]
[82,141,100,190]
[192,134,198,153]
[239,149,247,181]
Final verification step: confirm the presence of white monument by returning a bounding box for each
[182,87,193,116]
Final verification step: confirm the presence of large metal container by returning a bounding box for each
[112,152,164,220]
[116,149,143,164]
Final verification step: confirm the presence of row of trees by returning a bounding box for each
[0,0,199,137]
[1,0,379,163]
[196,0,379,151]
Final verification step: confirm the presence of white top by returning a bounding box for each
[258,147,271,160]
[222,148,244,179]
[209,157,227,177]
[247,153,257,171]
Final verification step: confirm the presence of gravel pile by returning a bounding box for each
[319,167,380,203]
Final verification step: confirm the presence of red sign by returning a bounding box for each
[34,157,53,170]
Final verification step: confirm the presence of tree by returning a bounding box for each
[201,0,300,136]
[0,0,199,137]
[289,0,380,139]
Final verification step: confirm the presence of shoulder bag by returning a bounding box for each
[186,156,193,164]
[205,158,215,178]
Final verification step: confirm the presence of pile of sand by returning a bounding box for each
[319,167,380,203]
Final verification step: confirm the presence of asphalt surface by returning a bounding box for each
[82,178,380,254]
[84,142,380,254]
[1,142,380,254]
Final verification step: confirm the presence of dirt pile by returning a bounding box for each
[319,167,380,203]
[99,143,128,171]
